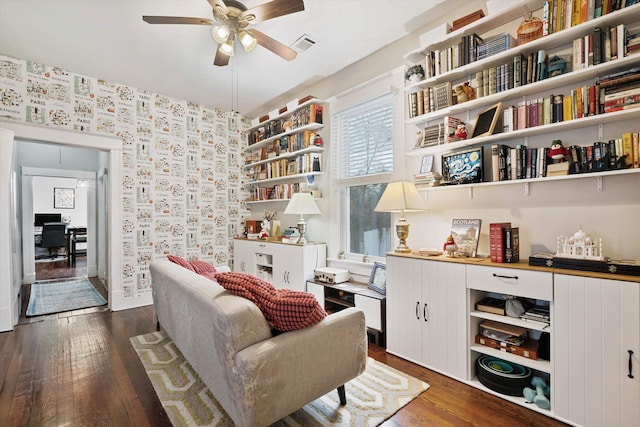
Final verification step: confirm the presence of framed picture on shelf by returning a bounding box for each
[368,262,386,295]
[54,187,75,209]
[287,162,297,175]
[471,101,503,138]
[433,82,452,110]
[420,155,434,173]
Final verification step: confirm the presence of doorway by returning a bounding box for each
[0,120,124,331]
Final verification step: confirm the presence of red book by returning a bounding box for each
[490,222,511,263]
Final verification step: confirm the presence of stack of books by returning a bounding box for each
[413,171,442,187]
[599,67,640,114]
[520,305,551,327]
[476,320,540,360]
[477,33,516,61]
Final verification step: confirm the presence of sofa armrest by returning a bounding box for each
[231,307,367,426]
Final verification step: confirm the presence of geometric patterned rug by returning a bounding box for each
[130,330,429,426]
[26,277,106,316]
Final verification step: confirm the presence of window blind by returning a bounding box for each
[332,93,394,181]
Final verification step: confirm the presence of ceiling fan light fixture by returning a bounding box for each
[238,29,257,52]
[212,24,230,43]
[219,38,235,56]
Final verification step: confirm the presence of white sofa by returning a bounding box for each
[149,260,367,427]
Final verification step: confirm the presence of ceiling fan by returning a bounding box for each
[142,0,305,66]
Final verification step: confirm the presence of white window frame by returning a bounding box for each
[328,70,405,263]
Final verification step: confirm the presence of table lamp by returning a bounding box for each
[374,181,427,253]
[284,192,321,244]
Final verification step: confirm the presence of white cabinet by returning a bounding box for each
[466,264,553,414]
[232,239,326,292]
[386,255,467,380]
[306,280,386,344]
[554,275,640,427]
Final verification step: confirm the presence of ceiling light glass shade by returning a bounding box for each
[238,29,257,52]
[212,25,230,44]
[219,39,235,56]
[374,181,427,253]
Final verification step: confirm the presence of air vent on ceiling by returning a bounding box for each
[291,34,316,52]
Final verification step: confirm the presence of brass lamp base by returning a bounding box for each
[394,221,411,253]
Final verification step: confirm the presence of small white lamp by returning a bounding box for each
[284,192,321,244]
[374,181,427,253]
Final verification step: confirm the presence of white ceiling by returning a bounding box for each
[0,0,462,117]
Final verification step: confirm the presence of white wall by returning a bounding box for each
[32,176,87,226]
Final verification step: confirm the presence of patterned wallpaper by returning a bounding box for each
[0,53,248,300]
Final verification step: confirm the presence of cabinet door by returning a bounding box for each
[233,239,256,274]
[554,275,640,427]
[386,256,423,363]
[422,260,467,381]
[306,281,325,309]
[355,294,382,331]
[271,243,326,291]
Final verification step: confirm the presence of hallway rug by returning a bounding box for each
[26,277,107,316]
[131,330,429,426]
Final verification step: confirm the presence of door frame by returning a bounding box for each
[0,120,123,312]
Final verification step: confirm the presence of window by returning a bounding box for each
[332,93,394,258]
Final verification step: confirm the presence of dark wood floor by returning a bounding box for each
[0,263,568,426]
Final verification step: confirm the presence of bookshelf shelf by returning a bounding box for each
[246,171,323,186]
[245,122,324,151]
[410,108,640,156]
[404,2,640,91]
[246,100,326,203]
[406,54,640,127]
[244,146,324,168]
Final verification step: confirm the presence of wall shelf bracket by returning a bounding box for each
[596,176,603,192]
[524,182,530,196]
[598,124,604,140]
[468,187,474,199]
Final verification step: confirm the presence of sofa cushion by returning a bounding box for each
[214,272,327,332]
[167,255,195,271]
[190,259,217,274]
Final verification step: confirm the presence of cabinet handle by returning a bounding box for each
[629,350,634,379]
[241,261,245,271]
[493,273,518,280]
[423,303,429,322]
[415,302,420,320]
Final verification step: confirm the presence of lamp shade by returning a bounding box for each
[374,181,427,215]
[284,192,321,215]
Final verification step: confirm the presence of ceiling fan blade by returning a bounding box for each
[207,0,230,21]
[142,16,213,25]
[248,29,297,61]
[240,0,304,25]
[214,46,231,66]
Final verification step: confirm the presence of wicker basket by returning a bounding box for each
[517,12,543,45]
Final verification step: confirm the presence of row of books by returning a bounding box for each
[491,135,639,184]
[414,3,638,84]
[247,153,321,181]
[489,222,519,263]
[248,104,323,145]
[572,24,638,71]
[501,70,640,132]
[565,134,640,173]
[421,33,515,79]
[245,130,322,165]
[544,0,638,36]
[250,183,302,202]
